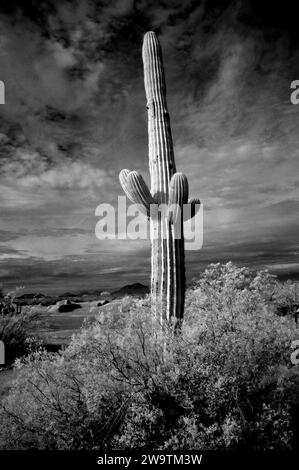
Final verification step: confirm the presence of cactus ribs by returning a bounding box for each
[120,32,200,326]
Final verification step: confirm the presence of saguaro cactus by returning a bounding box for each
[119,32,200,326]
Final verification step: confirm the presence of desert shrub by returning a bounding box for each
[273,280,299,314]
[0,309,41,366]
[0,287,41,365]
[0,264,298,450]
[0,286,21,315]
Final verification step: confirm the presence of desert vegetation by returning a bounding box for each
[0,263,298,450]
[0,287,41,366]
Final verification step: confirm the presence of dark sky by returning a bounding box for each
[0,0,299,293]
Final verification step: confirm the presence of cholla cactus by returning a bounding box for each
[119,32,200,326]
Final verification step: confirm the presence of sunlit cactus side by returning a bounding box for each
[119,169,155,217]
[119,31,200,326]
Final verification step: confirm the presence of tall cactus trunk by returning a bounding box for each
[142,32,185,324]
[119,32,200,328]
[150,214,186,325]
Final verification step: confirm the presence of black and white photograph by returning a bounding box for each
[0,0,299,463]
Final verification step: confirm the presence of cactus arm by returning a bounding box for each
[168,172,189,224]
[169,173,189,206]
[183,197,201,221]
[119,169,136,203]
[119,169,155,216]
[127,171,155,210]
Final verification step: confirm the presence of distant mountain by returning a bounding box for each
[17,293,45,300]
[59,290,102,298]
[15,284,149,305]
[59,292,77,298]
[15,293,60,306]
[111,283,149,298]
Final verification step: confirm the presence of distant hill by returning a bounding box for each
[16,293,45,300]
[15,293,59,306]
[111,283,149,298]
[14,283,149,305]
[59,290,102,298]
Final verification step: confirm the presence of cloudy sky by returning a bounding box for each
[0,0,299,293]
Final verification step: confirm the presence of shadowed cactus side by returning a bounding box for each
[119,31,200,326]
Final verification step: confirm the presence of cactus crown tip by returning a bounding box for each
[143,31,158,43]
[144,31,156,37]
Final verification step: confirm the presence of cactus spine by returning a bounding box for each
[119,32,200,326]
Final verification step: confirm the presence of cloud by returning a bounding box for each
[0,0,299,290]
[0,145,112,213]
[13,161,109,190]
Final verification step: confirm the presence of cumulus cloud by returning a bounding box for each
[12,161,109,190]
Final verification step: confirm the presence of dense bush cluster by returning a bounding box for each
[0,263,298,450]
[0,287,40,365]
